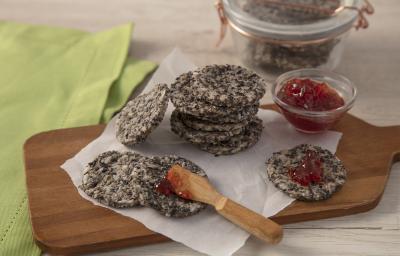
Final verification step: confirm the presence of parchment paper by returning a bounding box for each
[61,48,342,256]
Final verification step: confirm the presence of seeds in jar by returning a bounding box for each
[240,0,342,70]
[244,38,340,71]
[242,0,340,25]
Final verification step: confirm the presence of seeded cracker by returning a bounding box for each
[80,151,207,218]
[198,118,263,156]
[171,88,259,119]
[171,64,266,107]
[266,144,347,201]
[180,112,248,132]
[80,151,148,208]
[144,155,207,217]
[172,94,259,122]
[116,84,170,146]
[194,105,258,123]
[171,111,263,155]
[170,110,247,144]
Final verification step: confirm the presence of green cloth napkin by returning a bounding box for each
[0,21,156,255]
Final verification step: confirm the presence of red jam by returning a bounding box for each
[289,150,324,186]
[277,78,345,132]
[155,169,192,200]
[155,178,175,196]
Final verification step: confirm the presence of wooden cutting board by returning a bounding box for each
[23,105,400,255]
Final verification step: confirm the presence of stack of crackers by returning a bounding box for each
[170,64,266,155]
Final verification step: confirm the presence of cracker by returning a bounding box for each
[180,112,247,132]
[144,155,208,217]
[80,151,207,217]
[116,84,170,146]
[170,110,245,145]
[171,64,266,107]
[173,102,258,123]
[80,151,148,208]
[171,112,263,155]
[171,88,258,118]
[266,144,347,201]
[198,117,263,156]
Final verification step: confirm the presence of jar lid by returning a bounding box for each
[222,0,362,41]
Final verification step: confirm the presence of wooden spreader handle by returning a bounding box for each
[215,197,283,244]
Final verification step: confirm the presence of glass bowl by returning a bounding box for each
[272,68,357,133]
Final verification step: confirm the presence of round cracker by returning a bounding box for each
[80,151,148,208]
[80,151,207,217]
[266,144,347,201]
[172,113,263,155]
[171,88,258,118]
[171,64,266,107]
[180,112,247,132]
[170,110,245,145]
[143,155,208,217]
[116,84,169,146]
[198,117,263,156]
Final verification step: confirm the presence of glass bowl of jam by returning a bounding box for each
[272,68,357,133]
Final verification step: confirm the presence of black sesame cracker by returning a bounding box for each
[266,144,347,201]
[80,151,208,218]
[80,151,149,208]
[197,117,263,156]
[171,64,266,107]
[171,111,263,156]
[170,110,247,145]
[116,84,170,146]
[143,155,208,218]
[171,88,259,120]
[180,112,248,133]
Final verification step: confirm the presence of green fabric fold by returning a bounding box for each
[0,21,156,255]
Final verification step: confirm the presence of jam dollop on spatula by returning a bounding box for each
[289,150,324,186]
[155,168,192,200]
[155,178,175,196]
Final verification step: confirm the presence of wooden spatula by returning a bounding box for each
[167,164,283,244]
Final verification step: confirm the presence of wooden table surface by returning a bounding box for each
[3,0,399,255]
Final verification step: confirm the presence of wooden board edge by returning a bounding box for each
[271,195,383,225]
[33,232,169,255]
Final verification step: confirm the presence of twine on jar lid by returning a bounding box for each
[215,0,374,47]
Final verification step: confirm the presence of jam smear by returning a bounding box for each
[155,178,175,196]
[278,78,345,111]
[289,150,324,186]
[155,169,192,200]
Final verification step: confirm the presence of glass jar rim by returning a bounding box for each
[271,68,357,117]
[222,0,361,41]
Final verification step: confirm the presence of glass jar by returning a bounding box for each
[218,0,372,78]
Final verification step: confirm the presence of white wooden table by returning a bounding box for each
[2,0,399,255]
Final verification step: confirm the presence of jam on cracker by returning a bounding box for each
[289,150,323,186]
[155,169,192,200]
